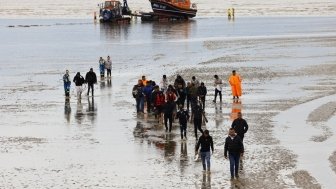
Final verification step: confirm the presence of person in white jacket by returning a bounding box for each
[105,55,112,78]
[213,75,223,103]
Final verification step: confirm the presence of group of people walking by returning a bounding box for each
[132,70,246,180]
[132,74,208,139]
[62,56,112,99]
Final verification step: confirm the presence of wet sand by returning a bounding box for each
[0,17,336,188]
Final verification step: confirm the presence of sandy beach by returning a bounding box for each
[0,14,335,189]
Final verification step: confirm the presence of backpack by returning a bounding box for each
[166,91,176,102]
[155,92,165,106]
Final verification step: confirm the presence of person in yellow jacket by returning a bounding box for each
[229,70,242,99]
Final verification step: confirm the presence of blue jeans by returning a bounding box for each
[229,153,240,177]
[200,151,211,170]
[64,82,70,94]
[136,97,144,112]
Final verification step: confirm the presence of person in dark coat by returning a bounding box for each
[224,128,244,179]
[132,80,145,113]
[231,112,248,142]
[197,82,207,110]
[193,102,204,139]
[163,99,175,132]
[85,68,97,96]
[176,83,186,108]
[176,104,190,139]
[196,130,214,172]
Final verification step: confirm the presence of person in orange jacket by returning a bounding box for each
[229,70,242,99]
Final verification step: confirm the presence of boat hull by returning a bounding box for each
[150,0,197,18]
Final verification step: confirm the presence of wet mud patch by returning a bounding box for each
[298,63,336,77]
[240,146,296,189]
[292,170,321,189]
[173,66,280,86]
[200,55,257,65]
[330,151,336,174]
[307,102,336,123]
[0,137,46,152]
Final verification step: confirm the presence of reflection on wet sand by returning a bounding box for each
[99,23,130,41]
[87,97,97,123]
[230,100,242,121]
[163,134,176,161]
[214,102,223,127]
[152,20,195,40]
[180,141,188,174]
[201,173,211,189]
[64,98,71,123]
[75,99,84,124]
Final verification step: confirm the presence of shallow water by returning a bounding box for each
[1,0,336,18]
[0,17,336,188]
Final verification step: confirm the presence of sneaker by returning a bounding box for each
[235,174,239,178]
[230,176,234,181]
[212,100,216,103]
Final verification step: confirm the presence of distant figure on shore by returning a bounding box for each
[229,70,242,99]
[63,70,71,98]
[99,57,105,79]
[231,112,248,142]
[85,68,97,96]
[196,130,214,173]
[132,79,145,113]
[105,55,112,79]
[73,72,85,99]
[224,128,244,180]
[176,104,190,140]
[213,75,223,103]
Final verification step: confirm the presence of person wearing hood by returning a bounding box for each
[73,72,85,99]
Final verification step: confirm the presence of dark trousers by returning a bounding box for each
[194,118,203,138]
[229,153,240,177]
[164,114,173,132]
[145,96,151,113]
[200,96,206,110]
[64,82,70,96]
[214,89,222,102]
[180,123,187,139]
[87,83,94,96]
[186,95,191,110]
[107,69,111,77]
